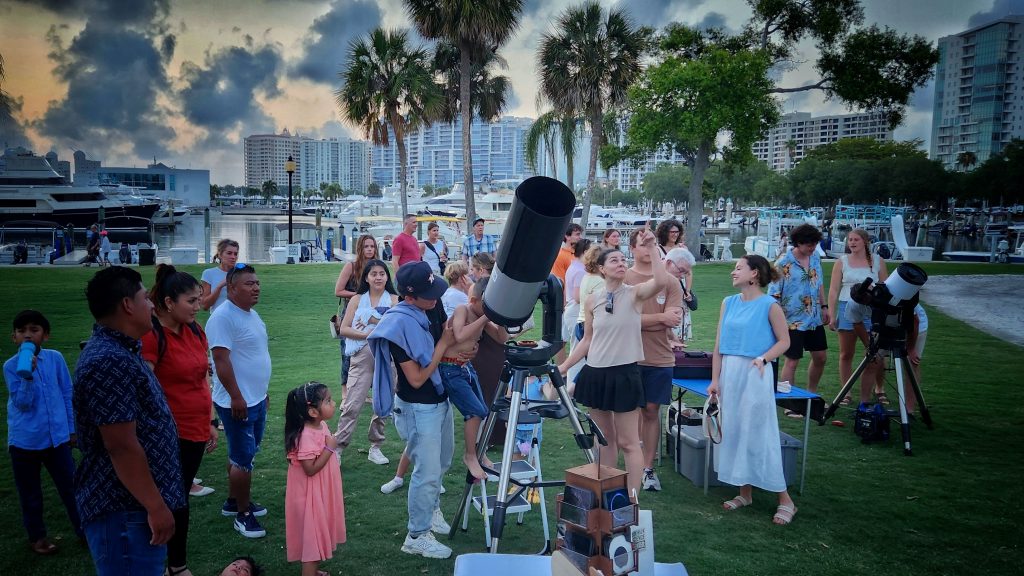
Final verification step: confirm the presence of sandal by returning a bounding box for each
[30,538,58,555]
[875,392,890,406]
[722,495,752,510]
[773,504,798,526]
[784,409,804,419]
[839,396,852,406]
[166,567,194,576]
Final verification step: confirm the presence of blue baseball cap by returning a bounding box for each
[396,261,448,300]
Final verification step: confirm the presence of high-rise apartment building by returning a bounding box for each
[243,129,303,190]
[753,111,893,172]
[930,16,1024,170]
[299,138,371,194]
[371,116,533,188]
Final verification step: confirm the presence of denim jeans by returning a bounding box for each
[215,397,267,472]
[84,509,166,576]
[393,397,454,536]
[9,442,82,542]
[440,362,489,421]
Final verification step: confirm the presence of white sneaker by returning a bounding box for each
[642,469,662,492]
[401,531,451,559]
[367,446,390,465]
[430,507,451,534]
[193,477,202,484]
[440,484,446,494]
[380,477,404,494]
[190,485,215,497]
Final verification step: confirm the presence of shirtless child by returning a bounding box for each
[446,277,507,479]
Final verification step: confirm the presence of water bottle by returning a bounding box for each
[16,341,37,380]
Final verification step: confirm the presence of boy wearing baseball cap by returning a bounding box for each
[367,262,456,559]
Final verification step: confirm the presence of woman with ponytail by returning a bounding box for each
[141,264,215,576]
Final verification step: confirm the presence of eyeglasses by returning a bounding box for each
[605,291,614,314]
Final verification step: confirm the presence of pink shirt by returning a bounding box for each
[392,232,421,267]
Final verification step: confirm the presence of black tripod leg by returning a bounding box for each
[821,353,874,423]
[903,358,933,429]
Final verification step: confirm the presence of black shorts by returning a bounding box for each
[784,326,828,360]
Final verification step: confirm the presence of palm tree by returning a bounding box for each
[261,180,278,203]
[337,28,441,218]
[538,1,645,229]
[1,53,17,132]
[432,41,511,127]
[405,0,525,223]
[956,150,977,172]
[785,138,798,169]
[525,110,581,190]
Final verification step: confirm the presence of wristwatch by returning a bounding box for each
[820,304,829,308]
[757,356,767,366]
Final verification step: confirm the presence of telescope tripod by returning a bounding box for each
[448,358,599,553]
[821,333,933,455]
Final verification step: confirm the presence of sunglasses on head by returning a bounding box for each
[605,291,614,314]
[235,262,248,269]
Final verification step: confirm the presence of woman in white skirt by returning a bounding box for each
[708,254,797,525]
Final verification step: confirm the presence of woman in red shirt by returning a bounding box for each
[142,264,215,576]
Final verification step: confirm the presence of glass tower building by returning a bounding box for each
[931,16,1024,169]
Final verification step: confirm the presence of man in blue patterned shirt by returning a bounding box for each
[75,266,184,576]
[768,224,831,401]
[460,218,496,263]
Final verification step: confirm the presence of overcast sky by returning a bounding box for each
[1,0,1022,184]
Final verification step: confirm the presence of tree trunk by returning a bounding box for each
[580,106,602,231]
[392,112,409,219]
[686,139,712,259]
[547,135,558,181]
[459,44,476,223]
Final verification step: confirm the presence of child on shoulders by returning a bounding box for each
[3,310,83,555]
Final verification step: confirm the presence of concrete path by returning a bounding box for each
[920,274,1024,347]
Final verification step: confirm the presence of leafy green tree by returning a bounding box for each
[643,164,693,204]
[367,182,382,197]
[325,183,343,200]
[405,0,524,223]
[336,28,441,218]
[538,1,646,230]
[422,184,435,197]
[805,137,927,161]
[956,151,978,173]
[704,160,786,206]
[627,25,779,252]
[261,180,278,202]
[966,139,1024,205]
[209,183,221,201]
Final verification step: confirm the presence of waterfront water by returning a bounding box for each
[157,213,1002,263]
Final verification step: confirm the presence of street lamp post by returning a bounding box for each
[285,155,296,245]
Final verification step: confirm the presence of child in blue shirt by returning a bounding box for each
[3,310,83,555]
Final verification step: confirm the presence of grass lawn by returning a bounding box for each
[1,261,1022,576]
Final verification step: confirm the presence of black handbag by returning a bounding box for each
[682,282,698,311]
[423,240,446,274]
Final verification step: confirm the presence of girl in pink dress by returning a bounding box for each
[284,382,346,576]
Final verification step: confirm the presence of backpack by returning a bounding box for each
[854,402,890,444]
[151,316,206,365]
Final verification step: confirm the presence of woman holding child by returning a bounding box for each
[708,255,797,525]
[142,264,215,576]
[334,259,397,466]
[558,229,668,495]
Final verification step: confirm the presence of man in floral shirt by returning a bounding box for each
[768,224,831,406]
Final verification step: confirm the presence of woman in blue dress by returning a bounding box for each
[708,255,797,525]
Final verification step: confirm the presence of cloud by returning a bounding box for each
[9,0,169,25]
[968,0,1024,28]
[696,11,729,32]
[615,0,706,28]
[178,43,283,136]
[33,14,177,160]
[291,0,383,85]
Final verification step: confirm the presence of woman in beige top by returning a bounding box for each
[558,229,669,494]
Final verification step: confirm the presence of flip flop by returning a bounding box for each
[784,409,804,419]
[875,392,890,405]
[723,495,752,510]
[30,538,58,555]
[773,504,798,526]
[840,396,852,406]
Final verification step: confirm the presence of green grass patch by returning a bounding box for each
[1,261,1022,575]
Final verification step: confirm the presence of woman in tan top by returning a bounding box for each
[558,229,669,494]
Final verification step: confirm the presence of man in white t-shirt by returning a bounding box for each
[206,264,272,539]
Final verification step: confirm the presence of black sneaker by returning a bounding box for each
[233,511,266,538]
[221,499,268,517]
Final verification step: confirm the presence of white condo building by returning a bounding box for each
[371,116,534,188]
[753,111,893,172]
[244,129,303,191]
[299,138,371,194]
[930,16,1024,170]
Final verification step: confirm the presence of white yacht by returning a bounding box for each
[0,148,160,226]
